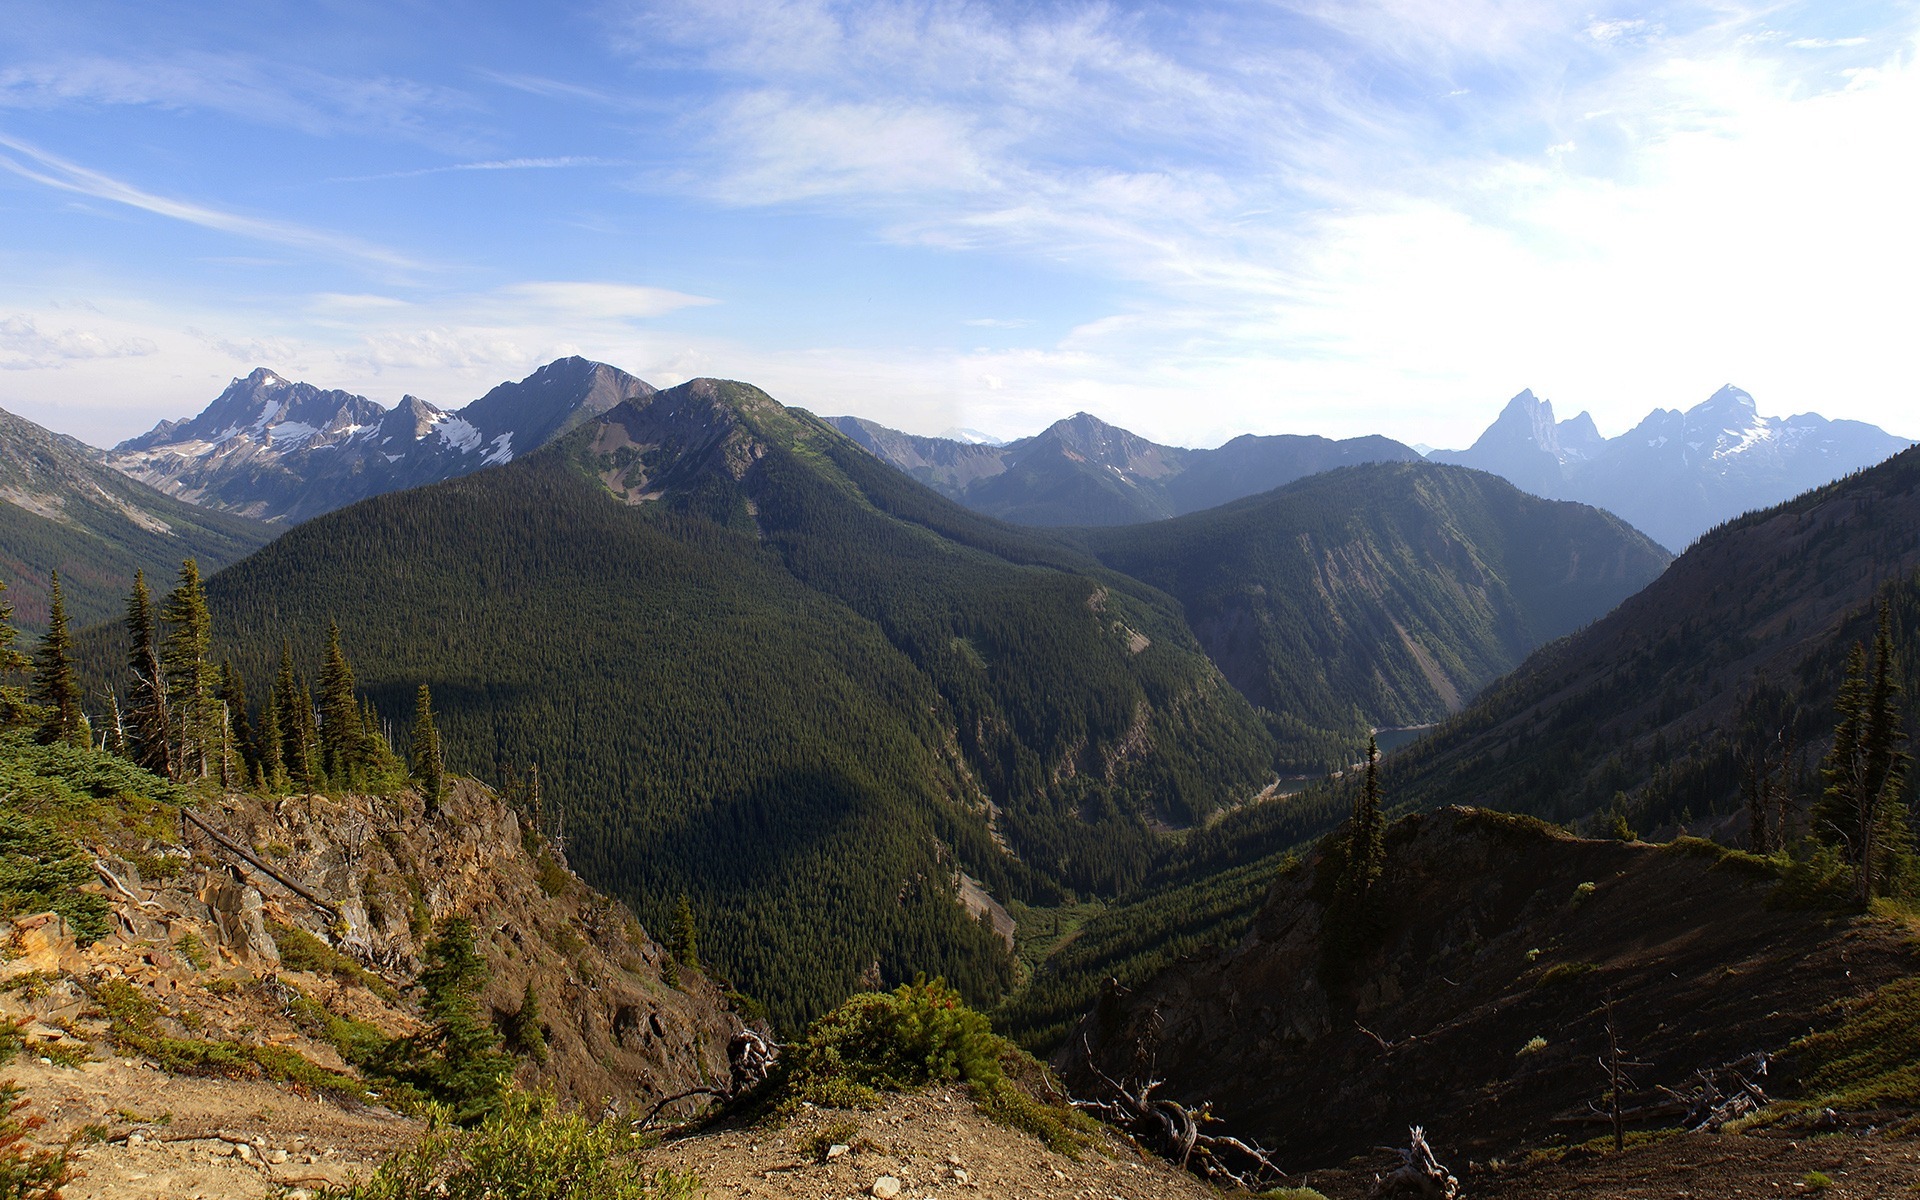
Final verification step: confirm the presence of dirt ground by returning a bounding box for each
[651,1089,1218,1200]
[9,1054,418,1199]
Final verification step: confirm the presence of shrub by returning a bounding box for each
[1517,1036,1548,1056]
[0,1083,70,1200]
[317,1089,698,1200]
[778,979,1099,1156]
[1536,962,1598,988]
[269,923,399,1002]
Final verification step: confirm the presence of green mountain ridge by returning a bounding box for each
[66,376,1676,1036]
[1072,463,1671,768]
[0,405,273,634]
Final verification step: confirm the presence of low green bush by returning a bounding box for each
[779,978,1100,1156]
[318,1089,698,1200]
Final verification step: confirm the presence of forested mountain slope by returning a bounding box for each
[161,379,1276,1028]
[0,405,271,633]
[1387,445,1920,831]
[1073,462,1671,768]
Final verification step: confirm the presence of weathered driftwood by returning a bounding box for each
[1370,1125,1459,1199]
[634,1029,781,1130]
[1071,1036,1285,1190]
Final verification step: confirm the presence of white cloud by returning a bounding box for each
[0,313,157,369]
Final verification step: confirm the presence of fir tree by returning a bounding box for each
[274,642,316,791]
[1343,736,1386,897]
[123,570,171,775]
[257,679,287,792]
[160,559,216,779]
[30,571,86,748]
[411,916,512,1124]
[410,684,446,812]
[1815,606,1915,901]
[317,621,365,786]
[671,893,700,970]
[216,660,261,785]
[0,579,30,727]
[505,980,547,1063]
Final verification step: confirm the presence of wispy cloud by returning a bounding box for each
[0,131,425,271]
[330,156,627,183]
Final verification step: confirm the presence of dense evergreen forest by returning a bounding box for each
[75,379,1281,1029]
[1073,462,1669,768]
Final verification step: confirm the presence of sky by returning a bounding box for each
[0,0,1916,451]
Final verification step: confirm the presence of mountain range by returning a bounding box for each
[60,374,1662,1026]
[0,405,270,633]
[1431,385,1913,550]
[109,356,654,524]
[830,412,1421,526]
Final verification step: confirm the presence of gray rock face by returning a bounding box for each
[202,876,281,965]
[109,357,655,525]
[1432,385,1914,550]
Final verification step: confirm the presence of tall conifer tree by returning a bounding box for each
[216,660,261,785]
[31,571,85,747]
[410,684,446,812]
[123,570,171,774]
[317,621,364,786]
[0,579,30,726]
[160,559,215,778]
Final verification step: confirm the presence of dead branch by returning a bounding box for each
[1070,1035,1286,1190]
[1370,1125,1460,1199]
[634,1029,782,1132]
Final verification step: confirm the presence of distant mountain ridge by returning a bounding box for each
[109,357,654,524]
[1432,385,1913,550]
[829,413,1421,526]
[0,405,272,633]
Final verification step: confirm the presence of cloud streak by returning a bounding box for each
[0,131,425,271]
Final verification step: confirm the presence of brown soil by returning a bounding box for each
[652,1089,1218,1200]
[9,1054,416,1199]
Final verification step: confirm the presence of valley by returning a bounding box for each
[0,357,1916,1199]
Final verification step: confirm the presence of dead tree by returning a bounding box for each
[1370,1126,1459,1199]
[1072,1036,1284,1190]
[634,1029,781,1130]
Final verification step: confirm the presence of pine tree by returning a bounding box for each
[0,579,30,727]
[216,661,261,786]
[274,642,316,791]
[317,622,365,787]
[31,571,86,747]
[412,916,511,1124]
[410,684,446,812]
[1344,736,1386,897]
[160,559,216,779]
[1814,606,1915,901]
[1814,641,1871,855]
[257,679,287,792]
[123,570,171,774]
[505,980,547,1063]
[671,893,700,970]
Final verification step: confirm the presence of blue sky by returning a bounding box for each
[1,0,1915,449]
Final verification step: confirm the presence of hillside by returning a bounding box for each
[1387,445,1920,832]
[108,357,654,524]
[150,378,1279,1029]
[1433,386,1913,550]
[1062,807,1920,1171]
[0,405,272,633]
[1075,462,1671,767]
[832,411,1420,526]
[0,733,739,1195]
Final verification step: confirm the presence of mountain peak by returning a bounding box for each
[1693,384,1758,417]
